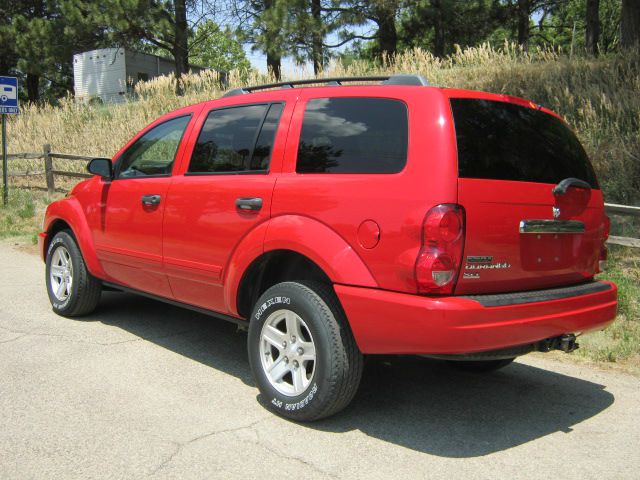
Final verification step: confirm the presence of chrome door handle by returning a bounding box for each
[141,194,161,206]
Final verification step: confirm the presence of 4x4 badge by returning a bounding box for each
[466,256,493,264]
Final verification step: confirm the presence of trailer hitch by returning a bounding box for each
[536,334,579,353]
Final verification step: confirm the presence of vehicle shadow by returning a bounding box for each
[91,291,614,458]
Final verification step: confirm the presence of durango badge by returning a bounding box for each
[465,261,512,270]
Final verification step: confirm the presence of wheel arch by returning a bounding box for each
[225,214,377,318]
[43,199,105,279]
[236,249,333,319]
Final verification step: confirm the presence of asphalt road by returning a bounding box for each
[1,243,639,479]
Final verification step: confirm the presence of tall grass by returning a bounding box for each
[1,43,639,371]
[579,245,640,372]
[6,43,639,204]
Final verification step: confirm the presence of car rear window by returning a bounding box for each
[451,98,598,187]
[296,97,408,174]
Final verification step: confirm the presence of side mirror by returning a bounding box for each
[87,158,113,179]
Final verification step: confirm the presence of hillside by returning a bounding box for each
[6,44,640,205]
[1,44,639,372]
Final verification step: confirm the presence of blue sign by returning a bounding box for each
[0,76,19,114]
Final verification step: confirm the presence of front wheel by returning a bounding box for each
[248,281,363,421]
[45,230,101,317]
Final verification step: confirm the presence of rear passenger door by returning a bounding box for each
[162,101,289,313]
[271,91,430,293]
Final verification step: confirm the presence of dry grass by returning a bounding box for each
[584,246,640,364]
[2,43,639,372]
[544,245,640,375]
[4,43,639,203]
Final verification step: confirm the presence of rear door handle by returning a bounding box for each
[552,178,591,195]
[141,194,161,206]
[235,197,263,211]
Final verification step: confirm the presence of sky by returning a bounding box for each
[242,9,546,74]
[243,48,303,74]
[241,24,375,75]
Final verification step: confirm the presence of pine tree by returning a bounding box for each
[331,0,402,59]
[585,0,600,54]
[621,0,640,49]
[400,0,507,58]
[233,0,290,79]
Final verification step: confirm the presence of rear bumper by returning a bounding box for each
[335,281,617,355]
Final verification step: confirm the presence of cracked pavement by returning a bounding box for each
[1,243,640,479]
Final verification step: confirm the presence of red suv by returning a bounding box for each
[39,75,617,421]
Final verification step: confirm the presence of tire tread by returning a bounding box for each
[297,281,363,420]
[47,230,101,317]
[249,280,363,421]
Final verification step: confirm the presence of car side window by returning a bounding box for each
[296,97,408,174]
[117,115,191,179]
[187,103,283,174]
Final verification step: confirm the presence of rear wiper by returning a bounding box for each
[552,177,591,195]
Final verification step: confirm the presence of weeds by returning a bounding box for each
[577,245,640,369]
[0,43,638,371]
[0,189,54,241]
[4,44,639,203]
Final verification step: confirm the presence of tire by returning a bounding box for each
[447,358,515,373]
[45,230,101,317]
[248,281,363,422]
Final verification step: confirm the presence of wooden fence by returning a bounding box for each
[604,203,640,248]
[6,144,92,195]
[2,145,640,248]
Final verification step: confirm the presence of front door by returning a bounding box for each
[93,114,193,297]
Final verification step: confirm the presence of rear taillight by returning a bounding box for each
[415,204,465,294]
[598,215,610,273]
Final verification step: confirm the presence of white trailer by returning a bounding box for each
[73,48,207,103]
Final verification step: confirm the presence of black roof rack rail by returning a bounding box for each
[222,74,429,97]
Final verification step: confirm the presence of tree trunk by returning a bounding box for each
[267,52,282,80]
[517,0,530,50]
[311,0,323,75]
[173,0,189,96]
[374,1,397,59]
[26,73,39,103]
[433,0,445,57]
[621,0,640,49]
[263,0,283,80]
[585,0,600,55]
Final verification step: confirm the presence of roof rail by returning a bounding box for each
[222,74,429,97]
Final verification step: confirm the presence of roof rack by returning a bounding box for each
[222,74,429,98]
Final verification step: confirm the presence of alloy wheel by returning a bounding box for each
[49,246,73,301]
[259,309,317,396]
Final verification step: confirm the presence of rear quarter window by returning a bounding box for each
[451,98,598,187]
[296,97,408,174]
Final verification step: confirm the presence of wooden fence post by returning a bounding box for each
[43,144,54,196]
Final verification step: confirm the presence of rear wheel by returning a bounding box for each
[45,231,101,317]
[248,281,363,421]
[447,358,515,373]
